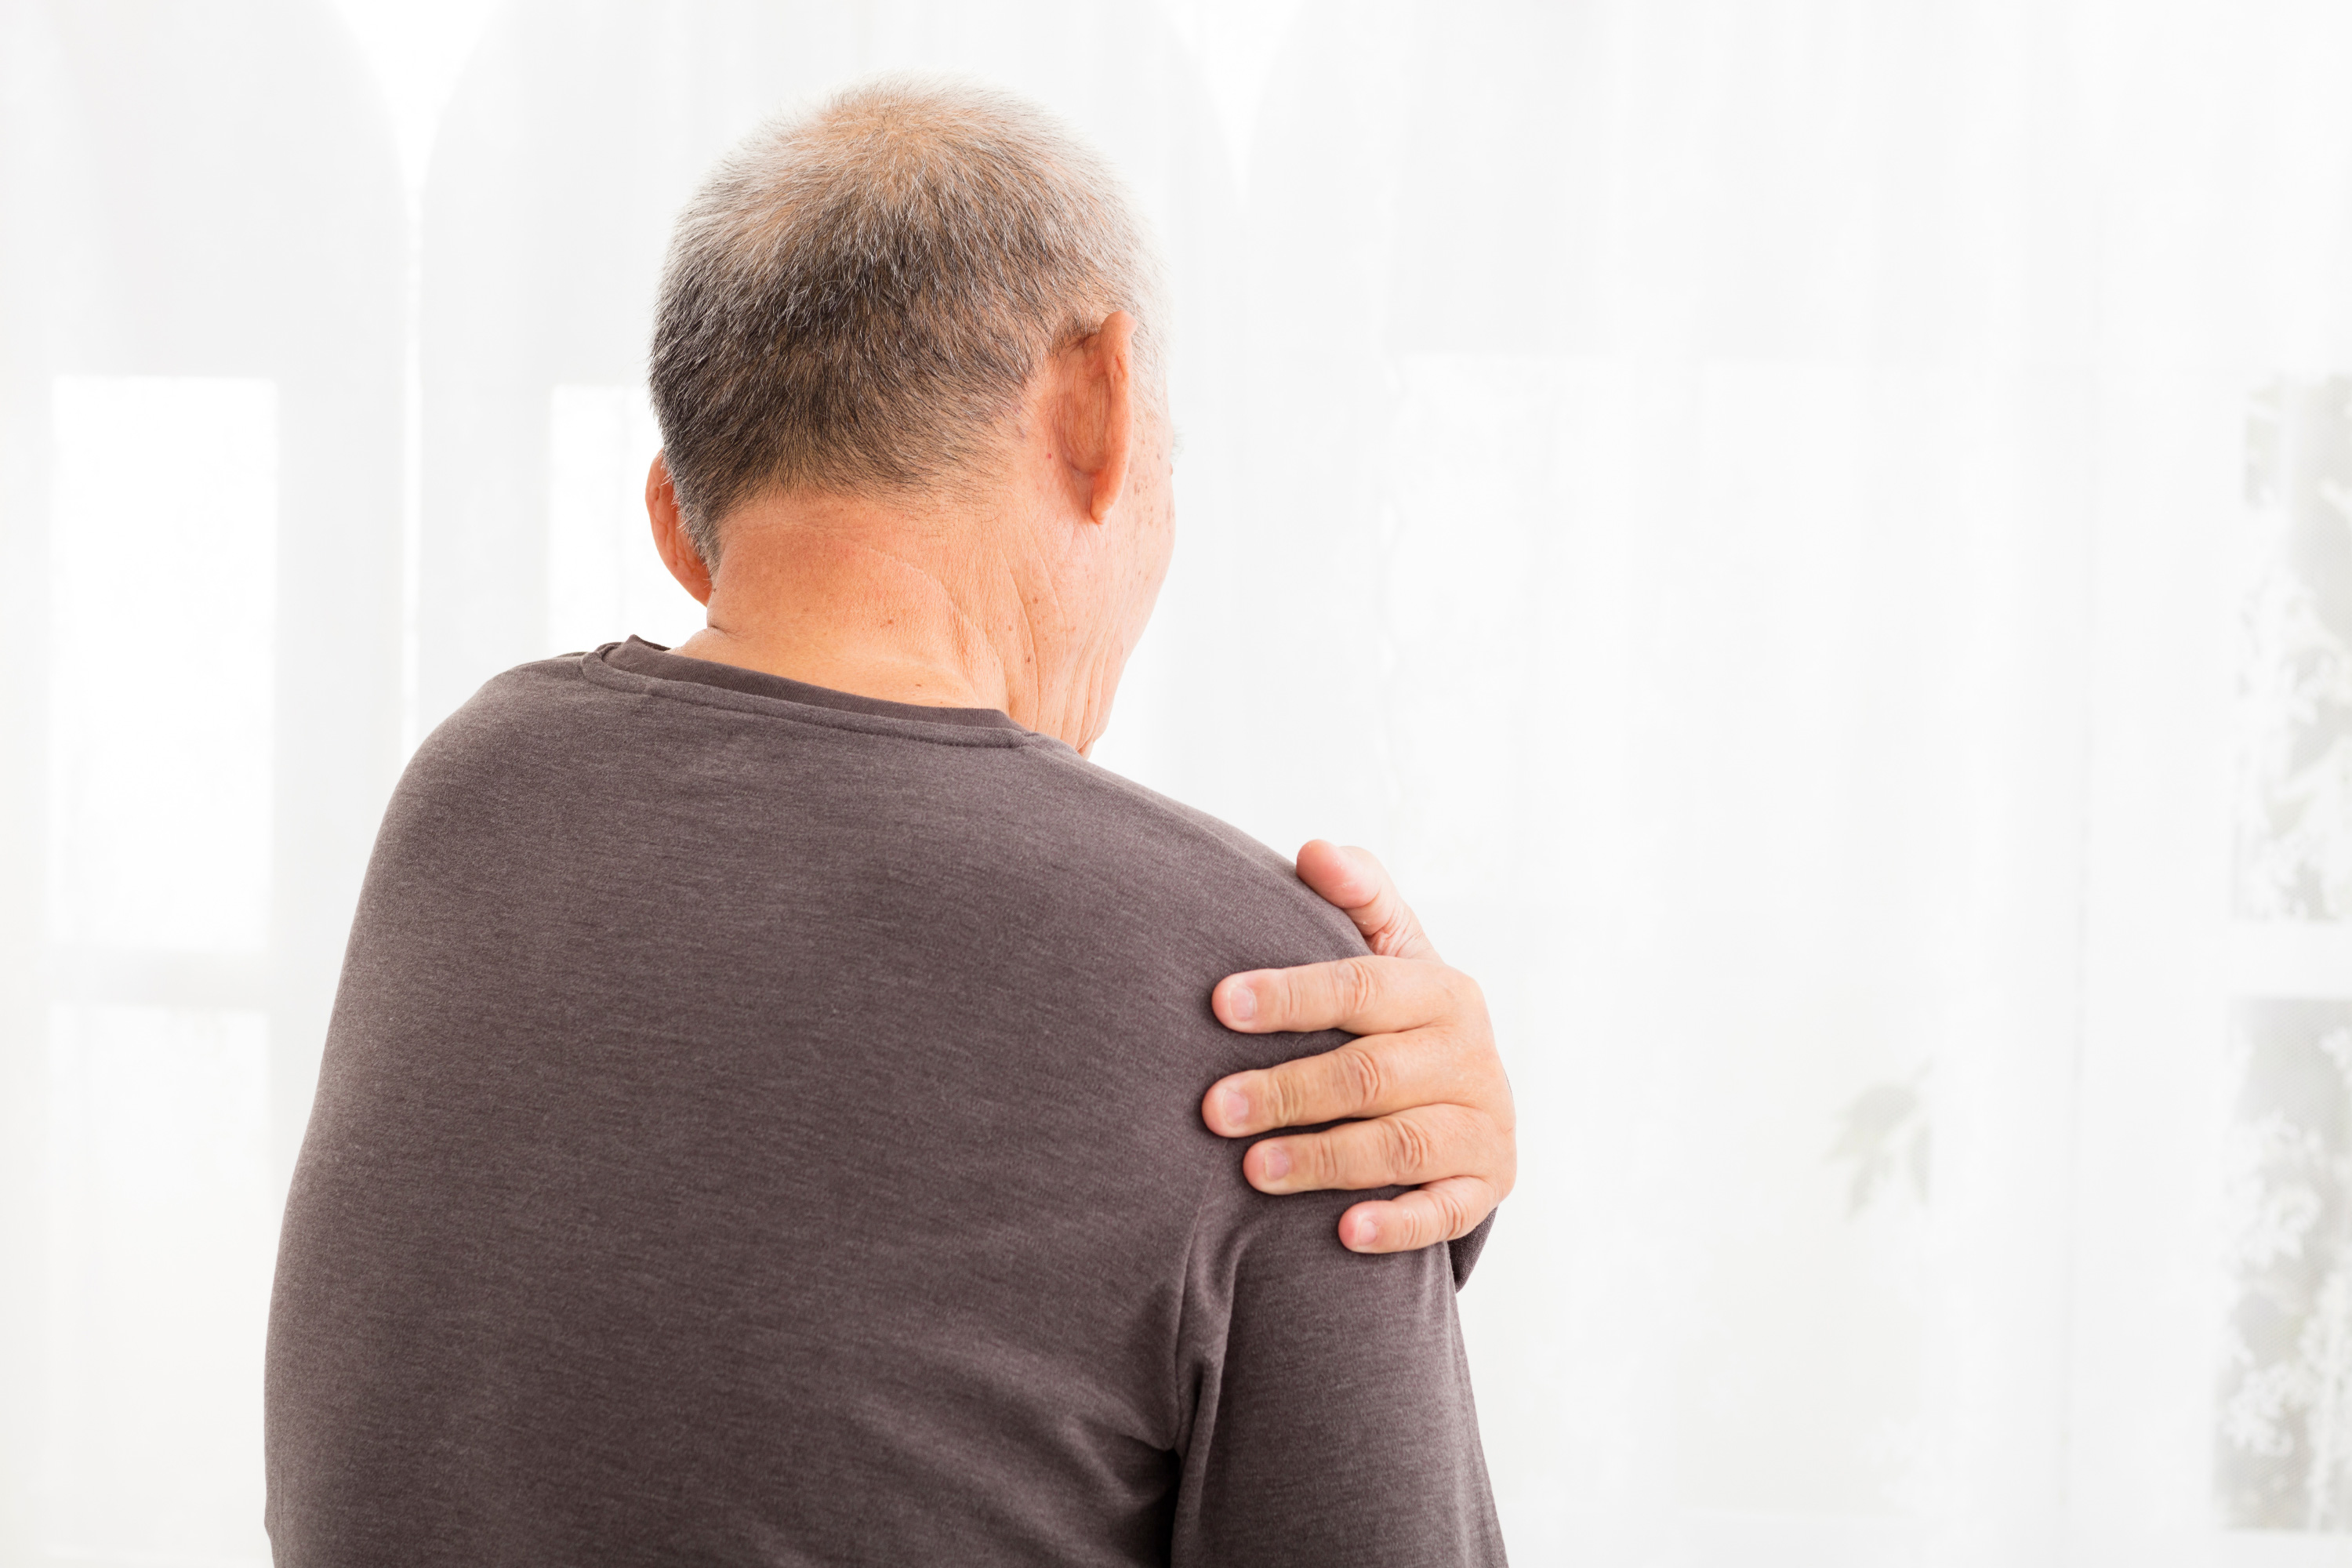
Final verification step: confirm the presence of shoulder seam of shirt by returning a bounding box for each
[568,649,1062,751]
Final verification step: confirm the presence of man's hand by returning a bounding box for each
[1200,841,1516,1254]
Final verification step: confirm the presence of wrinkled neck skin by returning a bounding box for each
[673,488,1138,757]
[660,317,1170,756]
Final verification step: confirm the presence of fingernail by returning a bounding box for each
[1224,982,1257,1025]
[1218,1085,1250,1129]
[1349,1214,1378,1249]
[1258,1143,1290,1182]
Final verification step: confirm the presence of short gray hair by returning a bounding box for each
[650,76,1167,561]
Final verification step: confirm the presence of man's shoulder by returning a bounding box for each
[426,652,602,748]
[1008,751,1369,975]
[399,654,593,774]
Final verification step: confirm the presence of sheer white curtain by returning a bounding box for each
[5,1,2349,1562]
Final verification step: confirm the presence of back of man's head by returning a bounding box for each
[650,77,1166,564]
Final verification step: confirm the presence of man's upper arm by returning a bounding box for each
[1171,1181,1505,1566]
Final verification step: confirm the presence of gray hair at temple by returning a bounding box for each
[650,76,1169,563]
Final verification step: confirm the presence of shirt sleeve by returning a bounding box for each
[1450,1208,1497,1290]
[1169,1175,1507,1566]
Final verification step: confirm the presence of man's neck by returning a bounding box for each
[669,493,1105,749]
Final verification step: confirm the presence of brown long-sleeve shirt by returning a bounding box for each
[264,637,1504,1566]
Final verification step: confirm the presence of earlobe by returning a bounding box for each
[647,453,714,604]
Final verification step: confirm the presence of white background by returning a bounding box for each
[6,1,2352,1563]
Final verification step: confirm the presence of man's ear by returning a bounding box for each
[1059,310,1136,525]
[647,452,714,604]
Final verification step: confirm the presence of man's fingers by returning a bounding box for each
[1212,953,1478,1038]
[1338,1177,1499,1253]
[1201,835,1517,1260]
[1293,840,1441,962]
[1240,1105,1501,1195]
[1201,1030,1485,1137]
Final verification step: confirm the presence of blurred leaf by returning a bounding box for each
[1829,1062,1931,1218]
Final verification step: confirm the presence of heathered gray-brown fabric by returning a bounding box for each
[264,637,1504,1566]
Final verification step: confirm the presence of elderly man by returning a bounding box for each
[266,78,1512,1565]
